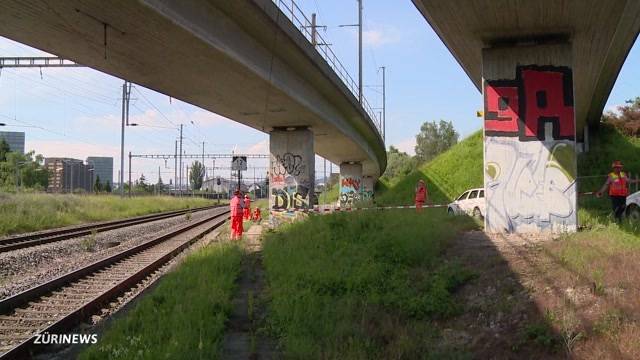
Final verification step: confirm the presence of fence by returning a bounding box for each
[271,0,383,138]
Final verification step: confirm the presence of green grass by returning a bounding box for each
[376,131,483,206]
[262,209,479,359]
[79,242,243,360]
[0,193,214,236]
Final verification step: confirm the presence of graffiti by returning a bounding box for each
[484,65,576,233]
[340,191,360,207]
[271,152,305,177]
[484,65,575,141]
[271,185,310,210]
[340,177,361,191]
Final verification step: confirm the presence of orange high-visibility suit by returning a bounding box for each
[415,180,428,212]
[252,207,262,222]
[230,194,244,240]
[243,195,251,220]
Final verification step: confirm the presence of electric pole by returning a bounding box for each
[178,124,183,196]
[120,82,126,197]
[358,0,363,104]
[128,151,132,197]
[174,140,178,194]
[202,141,206,180]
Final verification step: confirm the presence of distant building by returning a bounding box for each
[45,158,94,193]
[86,157,113,189]
[0,131,25,154]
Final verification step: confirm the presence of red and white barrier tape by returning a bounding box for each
[264,203,448,214]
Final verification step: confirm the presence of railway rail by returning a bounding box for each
[0,205,220,253]
[0,207,230,359]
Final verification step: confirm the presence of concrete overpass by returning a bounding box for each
[413,0,640,233]
[0,0,386,210]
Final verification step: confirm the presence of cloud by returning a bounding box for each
[393,137,416,155]
[240,139,269,154]
[362,26,401,48]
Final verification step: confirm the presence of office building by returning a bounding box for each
[86,157,114,189]
[0,131,25,154]
[45,158,94,193]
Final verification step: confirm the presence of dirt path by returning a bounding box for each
[222,224,279,359]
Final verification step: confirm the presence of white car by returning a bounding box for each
[626,191,640,221]
[448,188,485,219]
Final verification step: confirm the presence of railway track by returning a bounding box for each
[0,205,220,253]
[0,207,230,359]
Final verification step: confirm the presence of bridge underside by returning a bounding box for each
[413,0,640,233]
[0,0,385,179]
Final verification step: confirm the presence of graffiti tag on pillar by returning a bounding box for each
[484,65,575,141]
[271,185,309,210]
[340,191,360,206]
[271,152,305,177]
[340,177,361,191]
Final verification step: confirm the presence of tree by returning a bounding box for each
[156,176,164,194]
[0,139,10,162]
[0,150,48,190]
[135,174,149,193]
[602,97,640,136]
[105,181,112,193]
[190,161,205,190]
[414,120,459,163]
[94,175,102,193]
[382,146,416,179]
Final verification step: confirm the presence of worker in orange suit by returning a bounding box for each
[253,207,262,222]
[243,194,252,220]
[596,160,639,222]
[230,190,244,240]
[415,179,428,212]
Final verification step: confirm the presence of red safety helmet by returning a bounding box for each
[612,160,624,169]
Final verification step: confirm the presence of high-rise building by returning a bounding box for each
[0,131,25,154]
[45,158,94,193]
[86,157,114,189]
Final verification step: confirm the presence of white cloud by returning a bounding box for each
[362,26,401,48]
[240,139,268,154]
[393,137,416,155]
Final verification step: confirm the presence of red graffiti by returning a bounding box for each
[484,66,575,141]
[341,178,361,191]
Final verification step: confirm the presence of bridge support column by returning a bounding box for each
[362,176,375,202]
[482,43,577,233]
[269,128,314,211]
[339,162,362,207]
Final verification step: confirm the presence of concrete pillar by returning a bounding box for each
[339,162,362,207]
[269,128,314,211]
[482,43,577,233]
[362,176,375,202]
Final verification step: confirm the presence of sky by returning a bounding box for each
[0,0,638,184]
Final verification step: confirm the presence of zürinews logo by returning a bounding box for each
[33,332,98,345]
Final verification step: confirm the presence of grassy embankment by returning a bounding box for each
[376,131,484,206]
[0,194,213,236]
[262,209,479,358]
[79,242,243,359]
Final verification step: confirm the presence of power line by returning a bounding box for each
[133,86,178,127]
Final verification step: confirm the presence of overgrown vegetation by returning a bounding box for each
[0,194,213,236]
[79,242,242,360]
[414,119,459,163]
[262,209,478,358]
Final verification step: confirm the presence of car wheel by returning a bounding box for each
[473,207,483,220]
[627,205,640,222]
[447,207,455,215]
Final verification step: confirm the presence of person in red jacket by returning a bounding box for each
[230,190,244,240]
[596,160,639,222]
[415,179,428,212]
[243,194,252,220]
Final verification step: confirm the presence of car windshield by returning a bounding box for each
[457,191,469,201]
